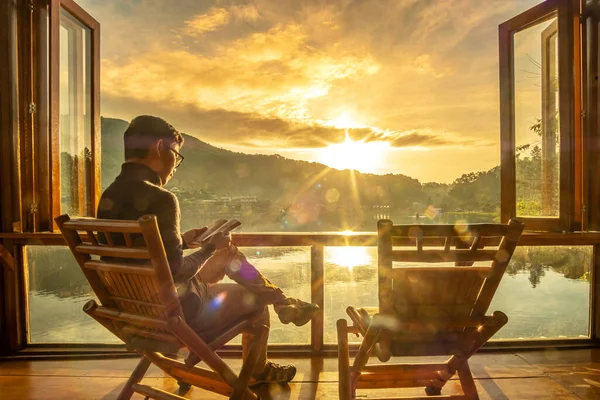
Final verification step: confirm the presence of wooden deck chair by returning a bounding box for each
[56,214,268,400]
[337,218,524,400]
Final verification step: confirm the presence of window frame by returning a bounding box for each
[584,0,600,231]
[10,233,600,352]
[45,0,100,229]
[499,0,583,232]
[3,0,600,355]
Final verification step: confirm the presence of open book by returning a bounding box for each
[193,218,241,245]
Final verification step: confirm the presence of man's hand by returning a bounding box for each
[208,231,231,250]
[182,227,208,248]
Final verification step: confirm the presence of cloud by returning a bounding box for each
[182,4,262,37]
[183,7,230,36]
[81,0,543,181]
[229,4,261,22]
[411,54,448,78]
[102,93,485,151]
[101,22,380,122]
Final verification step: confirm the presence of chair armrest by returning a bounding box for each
[346,308,393,362]
[346,306,372,336]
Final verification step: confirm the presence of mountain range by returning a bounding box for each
[100,117,500,231]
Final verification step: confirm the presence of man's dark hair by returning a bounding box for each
[123,115,184,160]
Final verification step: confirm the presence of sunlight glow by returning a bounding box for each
[326,113,366,129]
[318,132,390,172]
[327,246,372,270]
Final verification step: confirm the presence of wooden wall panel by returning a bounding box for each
[0,0,22,233]
[17,0,37,233]
[587,0,600,231]
[0,0,22,355]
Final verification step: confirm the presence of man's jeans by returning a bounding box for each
[183,245,286,372]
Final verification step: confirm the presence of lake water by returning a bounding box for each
[28,246,591,344]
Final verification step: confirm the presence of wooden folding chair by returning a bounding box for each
[337,218,524,400]
[56,214,268,400]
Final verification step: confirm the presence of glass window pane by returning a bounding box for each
[490,246,591,339]
[28,245,311,345]
[59,9,92,216]
[27,246,119,343]
[324,246,377,344]
[324,245,590,344]
[513,17,560,218]
[185,246,311,345]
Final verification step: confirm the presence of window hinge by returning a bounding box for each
[28,102,36,114]
[28,0,34,12]
[30,203,38,215]
[581,109,586,120]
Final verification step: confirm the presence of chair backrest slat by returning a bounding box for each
[130,274,154,307]
[124,232,133,247]
[390,223,512,238]
[104,232,115,246]
[86,230,99,246]
[63,218,144,233]
[109,296,166,314]
[76,244,150,259]
[390,266,491,275]
[105,271,136,309]
[454,271,484,305]
[391,249,497,263]
[84,260,154,276]
[470,234,481,252]
[92,305,170,331]
[143,275,161,304]
[443,236,451,252]
[390,236,503,248]
[121,326,180,344]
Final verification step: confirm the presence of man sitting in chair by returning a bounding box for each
[97,115,319,385]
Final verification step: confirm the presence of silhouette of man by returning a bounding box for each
[98,115,319,385]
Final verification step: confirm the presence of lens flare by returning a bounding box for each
[327,246,372,270]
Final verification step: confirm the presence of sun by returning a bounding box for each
[319,132,389,173]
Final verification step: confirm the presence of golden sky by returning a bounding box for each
[80,0,544,183]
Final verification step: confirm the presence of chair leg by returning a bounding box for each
[448,312,508,372]
[457,362,479,400]
[337,319,352,400]
[169,316,240,389]
[117,356,151,400]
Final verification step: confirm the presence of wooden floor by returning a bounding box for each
[1,349,600,399]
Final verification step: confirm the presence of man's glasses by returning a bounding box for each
[168,147,184,168]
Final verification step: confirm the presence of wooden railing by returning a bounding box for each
[1,230,600,352]
[232,232,600,352]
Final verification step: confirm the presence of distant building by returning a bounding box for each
[360,204,390,220]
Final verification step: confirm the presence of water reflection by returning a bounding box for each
[27,245,591,344]
[326,246,373,271]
